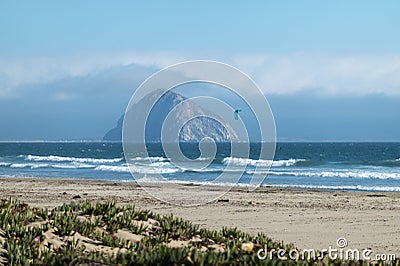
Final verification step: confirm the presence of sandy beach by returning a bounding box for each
[1,177,399,257]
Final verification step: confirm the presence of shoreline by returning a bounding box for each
[1,177,400,256]
[2,175,398,193]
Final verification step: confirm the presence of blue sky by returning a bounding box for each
[1,1,400,54]
[0,1,399,141]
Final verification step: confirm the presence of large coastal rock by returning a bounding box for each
[103,90,237,143]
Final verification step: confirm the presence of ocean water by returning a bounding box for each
[0,142,399,192]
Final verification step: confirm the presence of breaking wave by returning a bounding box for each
[268,184,400,192]
[263,170,400,180]
[222,157,306,167]
[23,154,123,164]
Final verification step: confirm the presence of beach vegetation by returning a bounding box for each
[0,197,397,265]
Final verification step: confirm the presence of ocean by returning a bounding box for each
[0,142,399,192]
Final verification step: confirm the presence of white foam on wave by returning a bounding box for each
[95,165,130,173]
[269,184,400,192]
[130,156,213,163]
[0,162,11,167]
[130,156,167,162]
[10,163,30,168]
[191,157,214,161]
[258,170,400,180]
[146,161,172,167]
[272,159,305,167]
[133,175,166,182]
[222,157,304,167]
[24,154,123,164]
[8,162,97,169]
[52,163,95,169]
[30,164,50,169]
[129,165,179,174]
[94,163,180,174]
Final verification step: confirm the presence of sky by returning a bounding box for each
[0,1,399,141]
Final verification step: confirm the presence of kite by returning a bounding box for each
[233,109,242,120]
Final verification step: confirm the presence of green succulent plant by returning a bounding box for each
[1,197,398,266]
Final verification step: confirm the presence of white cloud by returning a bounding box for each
[0,51,186,98]
[233,53,400,96]
[1,51,400,99]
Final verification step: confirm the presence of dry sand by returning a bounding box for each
[1,177,399,257]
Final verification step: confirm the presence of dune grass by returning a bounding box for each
[0,198,397,265]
